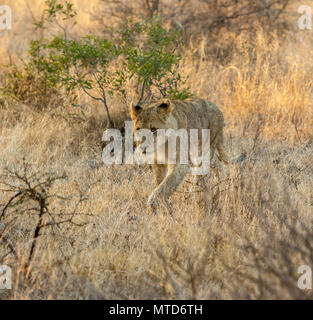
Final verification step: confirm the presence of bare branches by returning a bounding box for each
[0,158,92,270]
[98,0,290,40]
[137,81,146,106]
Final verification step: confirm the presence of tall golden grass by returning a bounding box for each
[0,0,312,299]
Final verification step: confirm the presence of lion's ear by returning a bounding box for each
[157,99,172,114]
[130,102,142,119]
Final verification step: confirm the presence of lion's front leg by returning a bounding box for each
[147,164,190,208]
[152,164,168,186]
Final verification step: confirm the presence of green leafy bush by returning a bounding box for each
[1,0,193,126]
[119,16,193,102]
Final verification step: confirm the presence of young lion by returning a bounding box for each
[130,98,229,208]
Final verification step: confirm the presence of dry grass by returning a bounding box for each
[0,0,313,300]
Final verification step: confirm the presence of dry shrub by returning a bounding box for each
[96,0,291,38]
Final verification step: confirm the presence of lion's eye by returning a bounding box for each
[151,127,157,133]
[136,128,141,132]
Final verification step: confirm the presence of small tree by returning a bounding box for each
[28,9,192,119]
[0,158,90,270]
[119,16,193,104]
[2,1,193,126]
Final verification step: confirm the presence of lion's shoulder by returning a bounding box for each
[170,98,224,129]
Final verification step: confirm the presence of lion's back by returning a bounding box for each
[172,98,224,133]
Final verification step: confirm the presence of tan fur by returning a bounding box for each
[130,98,228,208]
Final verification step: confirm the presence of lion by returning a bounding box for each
[130,98,230,208]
